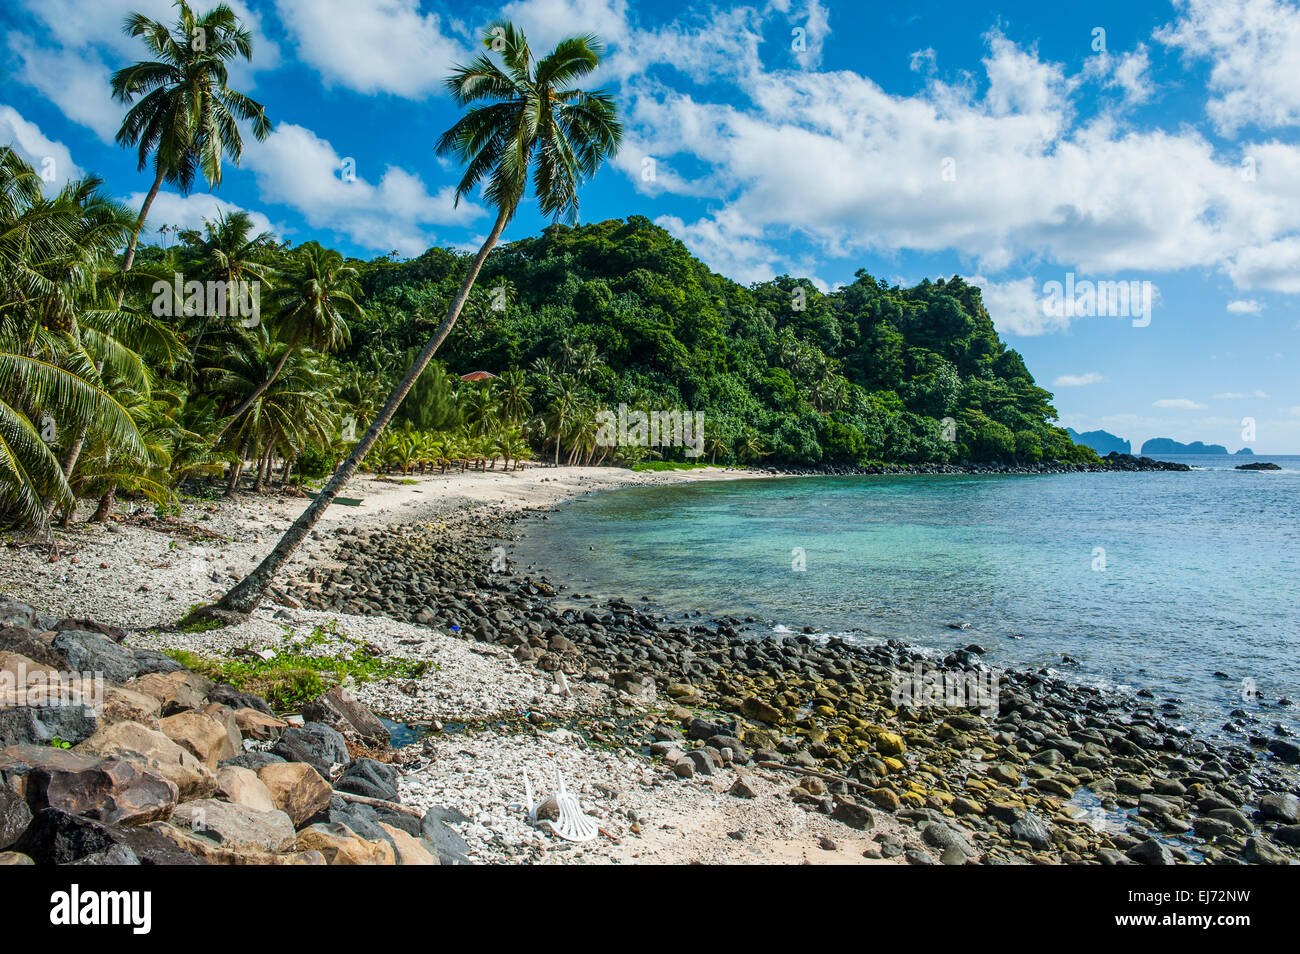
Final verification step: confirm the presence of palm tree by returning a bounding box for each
[211,241,357,439]
[110,0,271,278]
[544,376,580,466]
[496,367,533,424]
[185,209,278,351]
[198,22,622,617]
[0,150,148,533]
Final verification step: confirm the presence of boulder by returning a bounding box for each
[146,822,317,865]
[49,630,140,682]
[301,686,389,747]
[0,744,176,825]
[233,707,287,741]
[126,671,213,715]
[221,751,285,772]
[1243,836,1290,865]
[257,761,332,826]
[740,696,783,724]
[420,807,473,866]
[201,703,244,754]
[294,822,395,865]
[1259,792,1300,825]
[13,807,205,865]
[52,618,125,641]
[271,722,349,778]
[0,851,33,865]
[75,720,215,799]
[1010,812,1053,849]
[0,625,62,668]
[215,765,276,813]
[831,798,875,830]
[160,711,238,769]
[334,757,400,802]
[209,683,272,715]
[0,787,33,849]
[0,700,99,747]
[170,799,296,852]
[1267,739,1300,765]
[1126,838,1175,865]
[100,685,162,728]
[377,822,438,865]
[0,600,38,629]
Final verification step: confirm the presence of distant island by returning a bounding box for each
[1141,438,1229,455]
[1066,428,1131,456]
[1234,447,1254,455]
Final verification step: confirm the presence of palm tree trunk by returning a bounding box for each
[90,487,115,524]
[122,166,166,277]
[212,347,291,441]
[225,445,246,496]
[206,207,511,616]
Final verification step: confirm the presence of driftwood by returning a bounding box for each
[754,760,871,793]
[332,789,425,818]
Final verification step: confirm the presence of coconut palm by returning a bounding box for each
[203,21,621,616]
[0,150,148,532]
[110,0,271,278]
[183,209,278,351]
[496,367,532,424]
[211,242,357,439]
[544,376,581,466]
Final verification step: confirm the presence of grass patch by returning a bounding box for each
[164,619,434,713]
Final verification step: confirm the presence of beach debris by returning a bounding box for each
[517,770,598,842]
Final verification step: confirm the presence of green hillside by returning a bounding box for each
[352,215,1092,467]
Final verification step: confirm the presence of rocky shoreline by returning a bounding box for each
[3,464,1296,865]
[757,452,1191,477]
[0,596,461,865]
[290,501,1300,865]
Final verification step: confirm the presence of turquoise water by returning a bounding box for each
[513,458,1300,735]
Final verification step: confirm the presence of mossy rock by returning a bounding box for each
[876,731,906,757]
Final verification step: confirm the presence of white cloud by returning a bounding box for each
[275,0,465,98]
[1227,237,1300,293]
[966,274,1064,336]
[1213,389,1269,398]
[243,122,485,254]
[1080,45,1156,108]
[123,190,278,243]
[1053,372,1105,386]
[655,210,779,287]
[6,35,120,142]
[1156,0,1300,134]
[1154,398,1209,409]
[618,27,1300,299]
[0,104,83,189]
[1226,298,1263,313]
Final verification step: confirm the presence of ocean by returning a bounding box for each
[512,456,1300,737]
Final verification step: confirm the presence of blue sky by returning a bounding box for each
[2,0,1298,452]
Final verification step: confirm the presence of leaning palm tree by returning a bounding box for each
[196,22,622,617]
[110,0,271,277]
